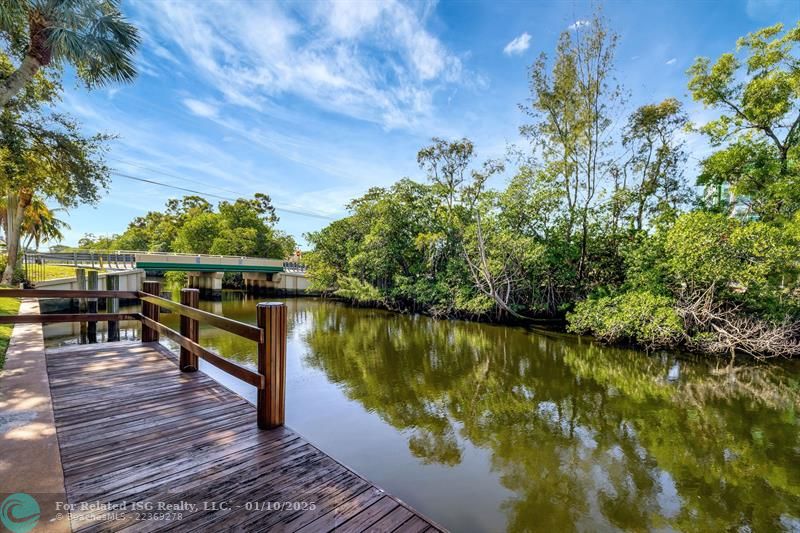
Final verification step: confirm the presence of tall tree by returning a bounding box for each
[688,22,799,220]
[521,13,623,287]
[620,98,689,230]
[0,53,110,283]
[0,0,139,108]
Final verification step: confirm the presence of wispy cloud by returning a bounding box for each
[665,57,677,65]
[133,0,465,130]
[503,33,531,56]
[57,86,411,241]
[183,98,219,118]
[568,20,590,31]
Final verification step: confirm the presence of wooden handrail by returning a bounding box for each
[138,314,264,389]
[0,313,139,324]
[0,284,286,429]
[138,293,262,342]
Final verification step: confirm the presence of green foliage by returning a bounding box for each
[78,194,296,259]
[0,51,111,283]
[334,276,383,303]
[619,98,690,230]
[173,212,219,254]
[665,211,798,316]
[664,212,740,288]
[568,291,684,349]
[688,21,800,220]
[0,0,140,108]
[306,20,800,358]
[163,270,187,288]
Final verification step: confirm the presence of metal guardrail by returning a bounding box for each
[23,251,307,283]
[282,261,307,273]
[23,252,136,283]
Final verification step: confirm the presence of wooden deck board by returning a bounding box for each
[46,341,444,532]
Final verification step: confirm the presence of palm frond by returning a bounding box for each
[42,0,140,85]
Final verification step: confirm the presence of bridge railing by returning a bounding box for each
[0,285,287,429]
[24,251,307,281]
[68,249,293,261]
[24,252,136,282]
[282,261,307,273]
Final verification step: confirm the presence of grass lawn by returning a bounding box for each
[32,264,105,282]
[0,297,20,370]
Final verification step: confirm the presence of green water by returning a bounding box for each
[44,294,800,532]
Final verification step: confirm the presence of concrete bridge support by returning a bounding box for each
[243,272,273,296]
[242,271,309,296]
[187,271,223,300]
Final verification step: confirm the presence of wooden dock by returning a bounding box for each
[46,341,443,532]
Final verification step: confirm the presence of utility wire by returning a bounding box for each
[110,171,336,220]
[108,157,252,199]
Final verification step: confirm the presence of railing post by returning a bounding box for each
[87,270,99,343]
[179,288,200,371]
[106,273,120,342]
[141,281,160,343]
[256,302,287,429]
[76,268,87,342]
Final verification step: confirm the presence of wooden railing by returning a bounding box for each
[0,283,287,429]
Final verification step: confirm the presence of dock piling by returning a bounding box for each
[256,302,287,429]
[141,281,161,342]
[179,288,200,371]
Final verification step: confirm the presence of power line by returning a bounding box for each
[110,171,336,221]
[108,157,252,199]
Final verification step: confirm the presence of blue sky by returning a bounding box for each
[55,0,798,249]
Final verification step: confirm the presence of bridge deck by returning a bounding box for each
[47,341,442,532]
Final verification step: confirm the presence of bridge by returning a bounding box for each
[26,251,305,272]
[24,251,309,298]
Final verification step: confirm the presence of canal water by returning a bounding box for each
[43,293,800,532]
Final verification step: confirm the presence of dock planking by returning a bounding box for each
[46,341,444,532]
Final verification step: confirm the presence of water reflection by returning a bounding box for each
[300,302,799,531]
[44,295,800,532]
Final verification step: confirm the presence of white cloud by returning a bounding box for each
[183,98,219,118]
[665,58,677,65]
[503,33,531,56]
[134,0,465,130]
[568,20,590,31]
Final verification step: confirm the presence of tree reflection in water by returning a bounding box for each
[298,300,800,532]
[43,295,800,531]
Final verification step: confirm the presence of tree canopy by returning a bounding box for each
[306,18,800,359]
[0,0,140,108]
[76,194,297,260]
[0,51,111,283]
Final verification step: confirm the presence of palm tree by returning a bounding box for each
[0,0,140,108]
[20,197,69,250]
[0,195,68,250]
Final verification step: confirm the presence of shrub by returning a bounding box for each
[334,276,383,304]
[164,271,187,287]
[568,291,684,350]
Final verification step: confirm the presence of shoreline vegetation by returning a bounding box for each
[301,17,800,361]
[74,16,799,361]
